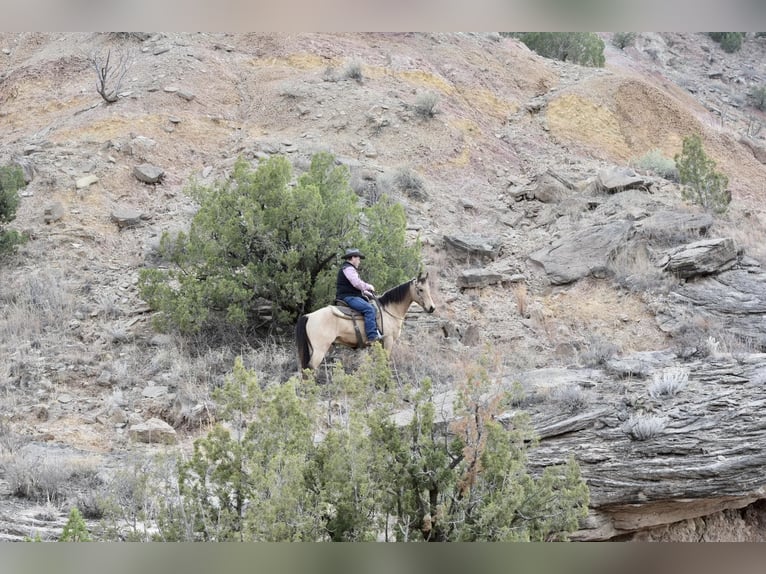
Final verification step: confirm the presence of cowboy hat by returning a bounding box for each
[342,248,365,259]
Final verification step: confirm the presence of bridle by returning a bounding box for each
[379,279,421,322]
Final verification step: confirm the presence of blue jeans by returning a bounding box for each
[343,296,378,340]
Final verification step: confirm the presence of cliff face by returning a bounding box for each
[3,32,766,540]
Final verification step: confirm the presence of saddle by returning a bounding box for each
[333,298,383,349]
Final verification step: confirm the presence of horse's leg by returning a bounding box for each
[380,314,400,353]
[306,313,336,370]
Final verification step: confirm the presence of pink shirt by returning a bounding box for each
[343,265,373,292]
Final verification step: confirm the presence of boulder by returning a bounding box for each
[596,166,650,193]
[133,163,165,184]
[110,207,147,229]
[658,238,739,278]
[659,269,766,349]
[128,418,177,444]
[43,202,65,224]
[521,169,574,203]
[457,269,504,289]
[75,174,99,189]
[444,234,500,260]
[633,210,714,240]
[529,220,633,284]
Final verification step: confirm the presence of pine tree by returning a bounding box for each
[59,507,92,542]
[674,134,731,214]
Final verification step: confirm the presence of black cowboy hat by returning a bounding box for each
[342,248,365,259]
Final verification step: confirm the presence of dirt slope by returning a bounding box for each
[2,32,766,540]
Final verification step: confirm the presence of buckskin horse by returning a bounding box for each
[295,272,435,371]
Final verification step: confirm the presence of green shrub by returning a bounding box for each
[171,351,589,542]
[414,91,440,119]
[631,149,678,181]
[749,85,766,111]
[504,32,605,67]
[674,134,730,214]
[0,164,25,256]
[177,359,317,541]
[138,152,421,335]
[708,32,744,53]
[60,507,92,542]
[612,32,637,49]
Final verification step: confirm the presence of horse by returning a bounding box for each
[295,271,435,371]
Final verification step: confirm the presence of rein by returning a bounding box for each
[371,297,405,329]
[382,305,406,321]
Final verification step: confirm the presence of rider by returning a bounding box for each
[336,248,382,345]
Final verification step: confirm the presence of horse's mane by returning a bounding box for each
[378,279,413,307]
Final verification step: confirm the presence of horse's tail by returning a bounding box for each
[295,314,311,371]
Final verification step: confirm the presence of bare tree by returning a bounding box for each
[88,47,133,103]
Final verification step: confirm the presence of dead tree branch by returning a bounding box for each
[88,48,133,104]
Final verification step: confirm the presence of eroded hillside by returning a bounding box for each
[3,32,766,541]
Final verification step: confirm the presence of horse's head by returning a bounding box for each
[413,271,435,314]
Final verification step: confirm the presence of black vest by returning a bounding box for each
[336,261,363,299]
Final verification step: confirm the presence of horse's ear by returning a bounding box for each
[417,269,429,282]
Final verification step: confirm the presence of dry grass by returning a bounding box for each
[377,166,428,201]
[550,384,593,413]
[0,269,75,344]
[241,341,296,383]
[0,417,29,456]
[674,319,761,358]
[578,335,619,367]
[648,366,689,398]
[164,342,235,392]
[389,329,466,391]
[413,91,440,119]
[4,445,101,504]
[342,59,364,82]
[671,314,728,357]
[607,243,676,294]
[96,451,183,541]
[717,208,766,265]
[512,283,528,318]
[540,278,667,354]
[623,413,667,441]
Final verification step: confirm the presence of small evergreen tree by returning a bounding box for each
[177,359,319,541]
[0,164,25,256]
[708,32,744,53]
[674,134,731,214]
[59,507,92,542]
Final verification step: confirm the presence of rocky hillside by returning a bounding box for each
[3,32,766,541]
